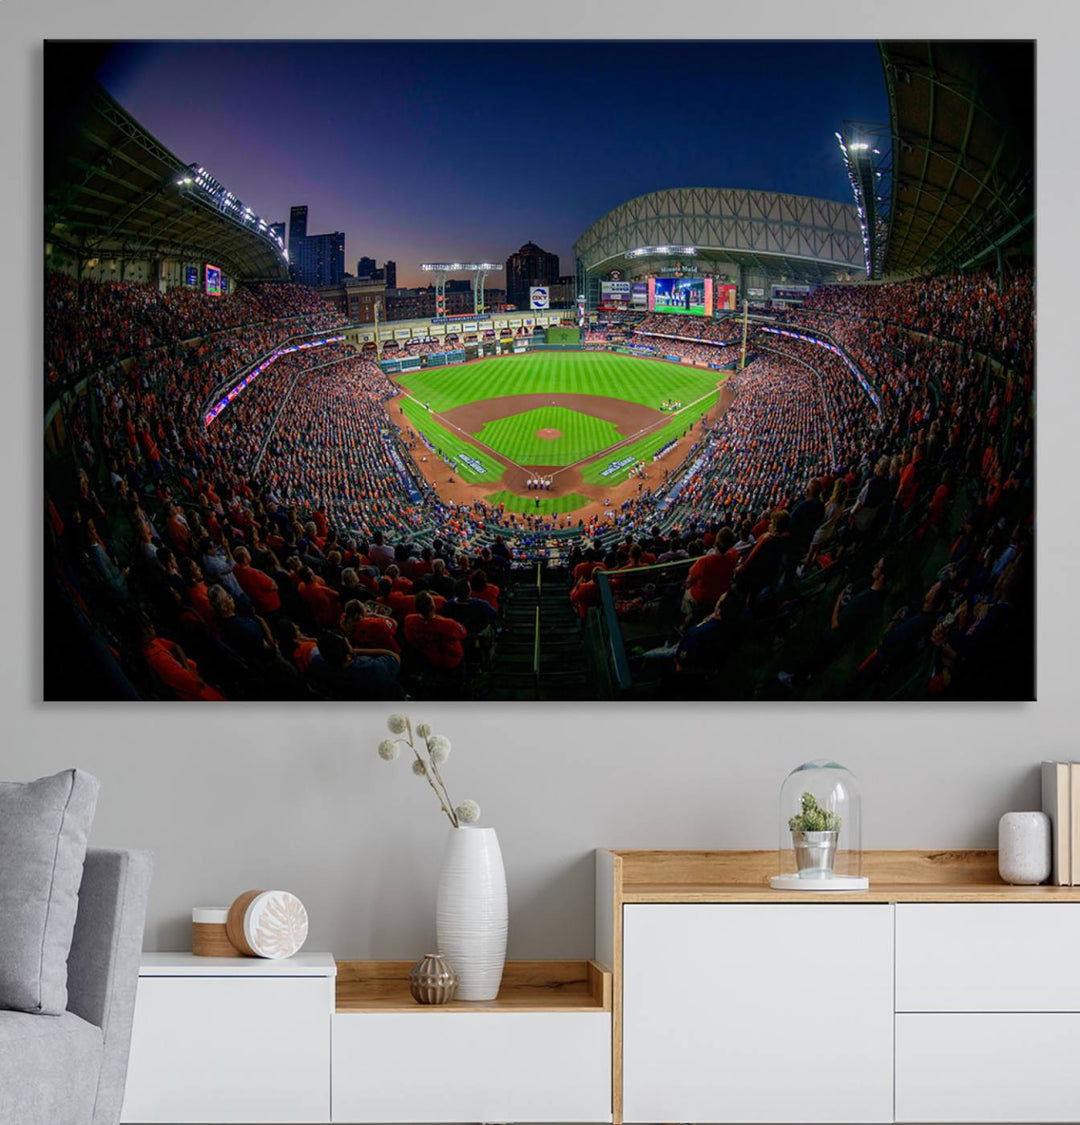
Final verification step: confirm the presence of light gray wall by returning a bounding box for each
[9,4,1078,961]
[0,714,1061,957]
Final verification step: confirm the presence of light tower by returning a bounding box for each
[421,262,504,316]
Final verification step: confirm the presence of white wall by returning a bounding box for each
[10,4,1078,960]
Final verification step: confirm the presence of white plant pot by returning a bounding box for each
[435,826,508,1001]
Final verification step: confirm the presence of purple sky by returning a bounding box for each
[95,41,889,288]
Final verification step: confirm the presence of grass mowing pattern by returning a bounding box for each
[473,407,621,467]
[579,393,718,485]
[398,351,719,413]
[485,490,592,516]
[397,396,501,482]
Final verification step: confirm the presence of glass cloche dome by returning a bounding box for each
[771,760,868,891]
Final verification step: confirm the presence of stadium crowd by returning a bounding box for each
[564,269,1035,699]
[45,273,343,392]
[46,264,1034,700]
[633,313,745,342]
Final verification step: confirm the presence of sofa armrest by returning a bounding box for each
[66,848,153,1125]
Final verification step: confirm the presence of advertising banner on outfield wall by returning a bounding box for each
[530,286,550,309]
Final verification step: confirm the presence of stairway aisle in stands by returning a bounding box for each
[486,568,541,701]
[485,566,594,701]
[535,568,593,700]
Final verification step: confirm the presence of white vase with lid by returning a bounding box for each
[998,811,1051,885]
[435,826,507,1001]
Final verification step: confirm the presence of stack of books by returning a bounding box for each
[1041,760,1080,885]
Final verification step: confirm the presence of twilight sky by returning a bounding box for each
[94,41,889,288]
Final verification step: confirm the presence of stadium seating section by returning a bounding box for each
[44,268,1034,701]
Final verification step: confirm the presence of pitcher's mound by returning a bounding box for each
[536,428,562,439]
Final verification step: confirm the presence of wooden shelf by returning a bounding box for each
[604,849,1080,902]
[336,959,611,1013]
[622,883,1080,903]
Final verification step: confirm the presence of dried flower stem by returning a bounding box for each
[424,742,458,828]
[404,718,458,827]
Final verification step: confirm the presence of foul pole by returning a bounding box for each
[739,298,749,371]
[374,299,383,360]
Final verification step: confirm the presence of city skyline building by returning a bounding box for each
[288,204,345,287]
[505,240,560,309]
[287,205,307,283]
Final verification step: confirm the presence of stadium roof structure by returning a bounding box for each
[45,84,289,283]
[573,188,865,284]
[879,41,1034,277]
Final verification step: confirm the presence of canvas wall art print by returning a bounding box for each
[43,39,1035,701]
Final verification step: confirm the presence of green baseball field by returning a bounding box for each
[394,351,726,513]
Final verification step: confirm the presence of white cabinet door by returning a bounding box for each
[121,976,331,1123]
[622,904,894,1124]
[333,1011,611,1123]
[896,1013,1080,1122]
[896,904,1080,1011]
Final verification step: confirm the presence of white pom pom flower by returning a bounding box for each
[454,799,481,824]
[416,722,432,738]
[428,735,451,764]
[411,759,428,777]
[387,713,409,735]
[377,739,399,761]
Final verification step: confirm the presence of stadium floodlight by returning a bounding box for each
[626,245,697,258]
[837,127,890,280]
[421,262,504,272]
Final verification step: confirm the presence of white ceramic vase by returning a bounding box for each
[435,826,508,1001]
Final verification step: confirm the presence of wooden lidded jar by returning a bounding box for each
[226,889,309,959]
[192,907,239,957]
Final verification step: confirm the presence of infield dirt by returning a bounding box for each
[440,392,662,437]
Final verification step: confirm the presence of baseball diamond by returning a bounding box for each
[392,352,728,515]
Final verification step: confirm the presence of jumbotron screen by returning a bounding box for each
[648,276,713,317]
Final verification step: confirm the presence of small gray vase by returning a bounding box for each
[408,952,459,1005]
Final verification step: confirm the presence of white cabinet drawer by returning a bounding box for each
[121,976,332,1123]
[896,1013,1080,1122]
[896,904,1080,1011]
[622,904,894,1123]
[332,1011,611,1123]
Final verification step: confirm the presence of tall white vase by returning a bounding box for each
[435,826,508,1001]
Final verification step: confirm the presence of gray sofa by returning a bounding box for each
[0,848,153,1125]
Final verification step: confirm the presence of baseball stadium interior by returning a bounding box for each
[43,41,1035,702]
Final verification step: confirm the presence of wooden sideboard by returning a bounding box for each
[120,852,1080,1124]
[333,960,611,1123]
[596,850,1080,1125]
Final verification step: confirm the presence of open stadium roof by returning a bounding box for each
[573,188,865,284]
[880,41,1034,277]
[45,84,289,283]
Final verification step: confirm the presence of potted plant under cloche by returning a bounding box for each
[788,791,842,877]
[771,760,868,891]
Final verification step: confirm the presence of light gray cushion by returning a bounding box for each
[0,1009,103,1125]
[0,769,100,1014]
